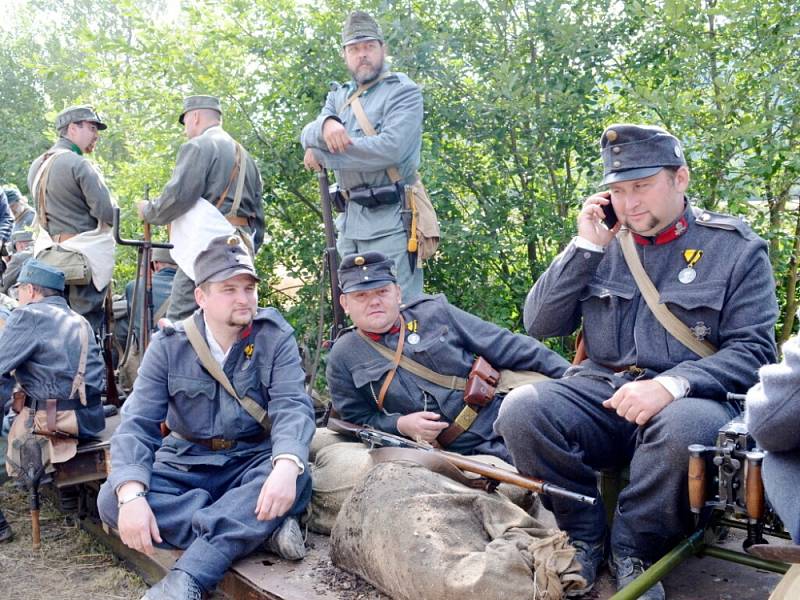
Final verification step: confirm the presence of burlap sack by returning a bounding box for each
[308,441,374,534]
[6,406,80,477]
[331,461,585,600]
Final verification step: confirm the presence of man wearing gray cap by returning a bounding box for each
[97,235,313,600]
[327,251,570,462]
[27,105,116,333]
[2,259,106,476]
[0,228,34,294]
[4,188,37,238]
[301,11,430,300]
[495,124,778,598]
[138,95,264,322]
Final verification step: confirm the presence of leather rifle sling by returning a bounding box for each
[357,314,406,411]
[618,229,717,357]
[32,150,69,230]
[215,142,242,212]
[182,316,271,431]
[349,96,402,184]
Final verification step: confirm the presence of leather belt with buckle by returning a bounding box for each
[172,431,268,451]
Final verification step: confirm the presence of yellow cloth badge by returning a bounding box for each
[406,319,419,333]
[244,343,254,359]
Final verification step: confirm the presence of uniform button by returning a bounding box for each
[439,337,445,342]
[613,147,621,154]
[583,252,592,259]
[613,160,621,168]
[701,213,710,221]
[606,130,618,142]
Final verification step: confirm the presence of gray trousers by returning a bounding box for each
[337,230,423,301]
[66,283,107,335]
[98,447,312,592]
[166,267,198,322]
[763,450,800,543]
[495,371,738,561]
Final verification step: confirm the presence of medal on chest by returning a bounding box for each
[679,249,703,284]
[406,319,420,345]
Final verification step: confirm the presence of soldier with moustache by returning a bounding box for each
[98,236,313,600]
[138,95,264,321]
[27,105,116,333]
[301,11,427,299]
[326,252,570,462]
[495,125,778,599]
[0,229,34,294]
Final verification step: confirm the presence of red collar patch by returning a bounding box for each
[363,322,401,342]
[632,215,689,246]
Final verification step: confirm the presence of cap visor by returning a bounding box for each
[602,166,663,186]
[90,120,108,131]
[343,36,380,47]
[341,279,395,294]
[204,267,261,284]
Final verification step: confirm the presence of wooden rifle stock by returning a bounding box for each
[328,417,597,506]
[317,170,346,342]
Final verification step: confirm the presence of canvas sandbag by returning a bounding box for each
[308,441,374,534]
[331,461,585,600]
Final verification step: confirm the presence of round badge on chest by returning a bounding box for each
[407,333,420,345]
[678,267,697,284]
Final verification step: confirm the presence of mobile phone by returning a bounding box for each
[601,199,618,229]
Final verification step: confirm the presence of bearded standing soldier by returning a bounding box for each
[301,11,427,299]
[138,95,265,321]
[27,105,116,333]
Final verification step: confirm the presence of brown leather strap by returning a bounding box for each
[226,215,248,227]
[358,315,405,411]
[437,404,480,448]
[68,320,90,406]
[46,398,58,434]
[340,71,392,110]
[171,430,268,451]
[215,143,242,210]
[369,446,493,491]
[349,95,402,184]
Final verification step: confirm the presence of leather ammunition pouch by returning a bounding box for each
[347,183,403,209]
[328,183,347,213]
[463,356,499,407]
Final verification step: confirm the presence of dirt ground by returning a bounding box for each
[0,479,148,600]
[0,475,788,600]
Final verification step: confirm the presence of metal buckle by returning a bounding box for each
[615,365,645,380]
[211,439,235,451]
[453,406,479,430]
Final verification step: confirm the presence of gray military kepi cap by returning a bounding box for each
[601,124,686,185]
[55,105,107,131]
[338,251,397,293]
[151,247,176,265]
[10,229,34,245]
[179,95,222,125]
[342,11,384,47]
[193,235,260,286]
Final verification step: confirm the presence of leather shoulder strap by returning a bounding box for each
[348,94,402,184]
[182,316,271,431]
[228,143,248,217]
[356,326,468,391]
[340,71,393,110]
[68,320,90,406]
[32,149,70,230]
[618,229,717,357]
[215,142,243,211]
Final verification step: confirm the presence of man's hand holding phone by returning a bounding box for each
[577,191,621,247]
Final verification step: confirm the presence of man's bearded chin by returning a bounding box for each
[351,59,384,85]
[227,309,256,328]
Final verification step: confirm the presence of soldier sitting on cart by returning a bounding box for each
[326,251,570,462]
[98,235,315,600]
[2,260,106,476]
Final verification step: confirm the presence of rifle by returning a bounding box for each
[112,204,172,356]
[317,169,347,343]
[102,287,121,407]
[328,417,597,506]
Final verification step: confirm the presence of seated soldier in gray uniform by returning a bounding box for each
[326,252,570,462]
[495,124,778,599]
[0,229,34,294]
[746,331,800,546]
[138,95,264,322]
[2,260,106,475]
[98,236,314,600]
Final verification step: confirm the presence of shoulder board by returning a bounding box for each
[400,293,441,312]
[692,206,756,240]
[329,81,341,92]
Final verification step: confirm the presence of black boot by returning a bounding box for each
[141,569,205,600]
[0,509,13,543]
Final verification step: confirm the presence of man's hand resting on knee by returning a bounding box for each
[256,459,300,521]
[603,380,673,426]
[117,481,162,555]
